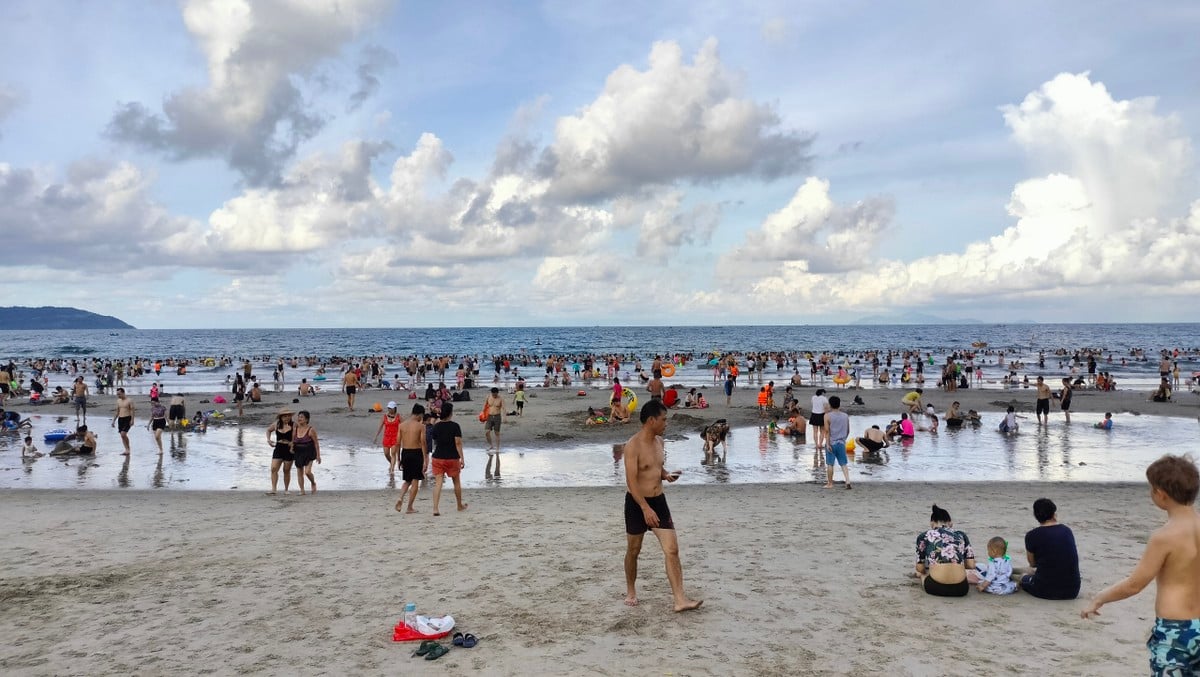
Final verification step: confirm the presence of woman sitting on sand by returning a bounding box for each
[1149,378,1172,402]
[914,504,976,597]
[585,407,608,425]
[695,393,709,409]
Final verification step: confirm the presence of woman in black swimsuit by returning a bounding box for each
[148,396,167,455]
[292,410,321,495]
[266,408,294,495]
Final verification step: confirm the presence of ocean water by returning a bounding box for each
[2,323,1198,394]
[2,412,1195,490]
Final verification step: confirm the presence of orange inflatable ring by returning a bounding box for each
[577,390,587,396]
[660,363,676,378]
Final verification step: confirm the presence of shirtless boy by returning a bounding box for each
[1082,455,1200,675]
[622,399,703,613]
[111,388,135,456]
[395,403,429,514]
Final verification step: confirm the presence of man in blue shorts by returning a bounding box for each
[822,395,852,489]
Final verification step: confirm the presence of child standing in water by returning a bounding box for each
[968,537,1017,595]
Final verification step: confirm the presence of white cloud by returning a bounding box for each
[105,0,392,185]
[0,160,195,269]
[614,192,721,260]
[541,38,813,202]
[1001,72,1191,234]
[725,73,1199,314]
[726,177,894,274]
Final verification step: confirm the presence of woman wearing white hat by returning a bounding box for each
[374,401,403,476]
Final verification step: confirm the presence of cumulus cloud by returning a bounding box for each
[614,192,721,260]
[0,160,195,269]
[163,139,395,268]
[105,0,391,186]
[1001,72,1191,234]
[727,73,1199,315]
[725,177,894,274]
[540,38,813,202]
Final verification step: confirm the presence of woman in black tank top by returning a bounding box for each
[267,409,294,495]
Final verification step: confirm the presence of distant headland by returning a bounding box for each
[0,306,135,330]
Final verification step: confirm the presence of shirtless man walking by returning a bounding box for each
[622,399,703,612]
[343,368,359,411]
[395,403,429,514]
[1082,455,1200,674]
[111,387,135,456]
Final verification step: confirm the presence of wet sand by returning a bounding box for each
[0,483,1163,675]
[21,378,1200,452]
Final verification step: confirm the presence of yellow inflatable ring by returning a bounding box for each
[833,375,850,385]
[660,363,676,378]
[624,389,639,413]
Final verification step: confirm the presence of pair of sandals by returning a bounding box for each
[412,640,449,661]
[411,633,478,660]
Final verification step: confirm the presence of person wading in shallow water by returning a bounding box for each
[622,399,703,613]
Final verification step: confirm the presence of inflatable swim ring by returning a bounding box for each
[313,375,327,381]
[845,438,856,453]
[43,429,70,442]
[660,363,676,378]
[833,374,851,385]
[624,389,639,414]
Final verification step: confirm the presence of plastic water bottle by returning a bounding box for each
[403,603,417,630]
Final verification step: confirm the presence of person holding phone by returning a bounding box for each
[621,399,702,613]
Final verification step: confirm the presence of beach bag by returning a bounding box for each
[478,407,488,423]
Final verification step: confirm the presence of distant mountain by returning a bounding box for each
[0,306,134,330]
[853,313,983,325]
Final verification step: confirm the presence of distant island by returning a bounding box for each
[853,313,984,325]
[0,306,135,330]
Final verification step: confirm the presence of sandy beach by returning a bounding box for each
[0,482,1167,675]
[19,378,1200,452]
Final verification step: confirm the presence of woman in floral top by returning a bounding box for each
[915,504,976,597]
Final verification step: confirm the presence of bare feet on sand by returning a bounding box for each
[674,599,704,612]
[624,595,638,607]
[458,504,469,511]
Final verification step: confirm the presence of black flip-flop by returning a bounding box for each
[462,633,478,648]
[411,640,436,657]
[425,643,450,660]
[452,632,464,646]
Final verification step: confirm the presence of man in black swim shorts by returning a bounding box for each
[621,399,702,613]
[395,404,429,514]
[111,387,135,456]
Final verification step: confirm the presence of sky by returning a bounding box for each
[1,0,1198,329]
